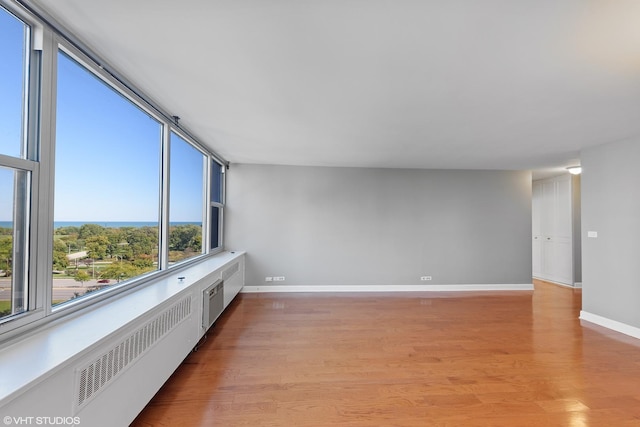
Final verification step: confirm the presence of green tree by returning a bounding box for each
[58,234,80,252]
[128,226,158,257]
[100,262,141,283]
[132,254,154,269]
[78,223,106,239]
[104,228,129,259]
[192,232,202,253]
[169,224,202,252]
[0,236,12,277]
[85,235,110,260]
[52,240,69,271]
[54,226,80,236]
[74,270,91,285]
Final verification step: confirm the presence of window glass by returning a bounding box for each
[0,7,27,158]
[0,168,16,317]
[209,160,224,251]
[211,160,223,203]
[53,51,162,306]
[168,132,204,264]
[210,206,220,250]
[0,7,30,321]
[0,167,30,319]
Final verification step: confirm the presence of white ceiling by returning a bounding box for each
[30,0,640,175]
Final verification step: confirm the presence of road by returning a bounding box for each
[0,277,114,302]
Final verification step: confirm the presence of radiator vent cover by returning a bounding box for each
[222,262,239,281]
[202,280,224,330]
[75,296,191,411]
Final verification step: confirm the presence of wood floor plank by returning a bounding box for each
[132,281,640,426]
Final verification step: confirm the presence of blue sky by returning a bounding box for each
[1,6,204,223]
[55,51,163,222]
[0,9,22,158]
[169,132,205,223]
[0,8,24,221]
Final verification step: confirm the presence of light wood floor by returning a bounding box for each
[132,280,640,426]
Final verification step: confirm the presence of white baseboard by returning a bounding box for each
[533,277,581,288]
[241,283,534,293]
[580,311,640,340]
[550,281,580,289]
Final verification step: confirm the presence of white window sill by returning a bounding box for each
[0,250,244,405]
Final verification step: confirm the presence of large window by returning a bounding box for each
[0,1,226,333]
[53,51,163,306]
[168,131,205,264]
[0,7,33,322]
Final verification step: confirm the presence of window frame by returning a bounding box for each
[0,1,45,332]
[49,42,168,310]
[0,156,38,318]
[208,159,225,253]
[0,0,228,340]
[166,127,209,267]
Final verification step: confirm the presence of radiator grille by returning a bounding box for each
[75,296,191,410]
[222,262,239,281]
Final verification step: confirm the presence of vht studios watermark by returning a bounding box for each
[3,416,81,426]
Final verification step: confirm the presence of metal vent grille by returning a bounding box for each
[75,296,191,410]
[222,262,239,281]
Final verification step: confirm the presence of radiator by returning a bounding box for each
[202,279,224,330]
[0,253,245,427]
[74,296,192,411]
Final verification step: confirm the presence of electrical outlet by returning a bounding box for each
[273,276,286,282]
[265,277,273,282]
[420,276,432,281]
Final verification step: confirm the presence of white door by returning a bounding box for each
[532,175,573,285]
[552,175,573,284]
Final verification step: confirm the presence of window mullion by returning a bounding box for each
[203,156,211,252]
[35,29,57,315]
[159,124,171,270]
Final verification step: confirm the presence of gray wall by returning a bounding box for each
[582,138,640,327]
[226,164,533,287]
